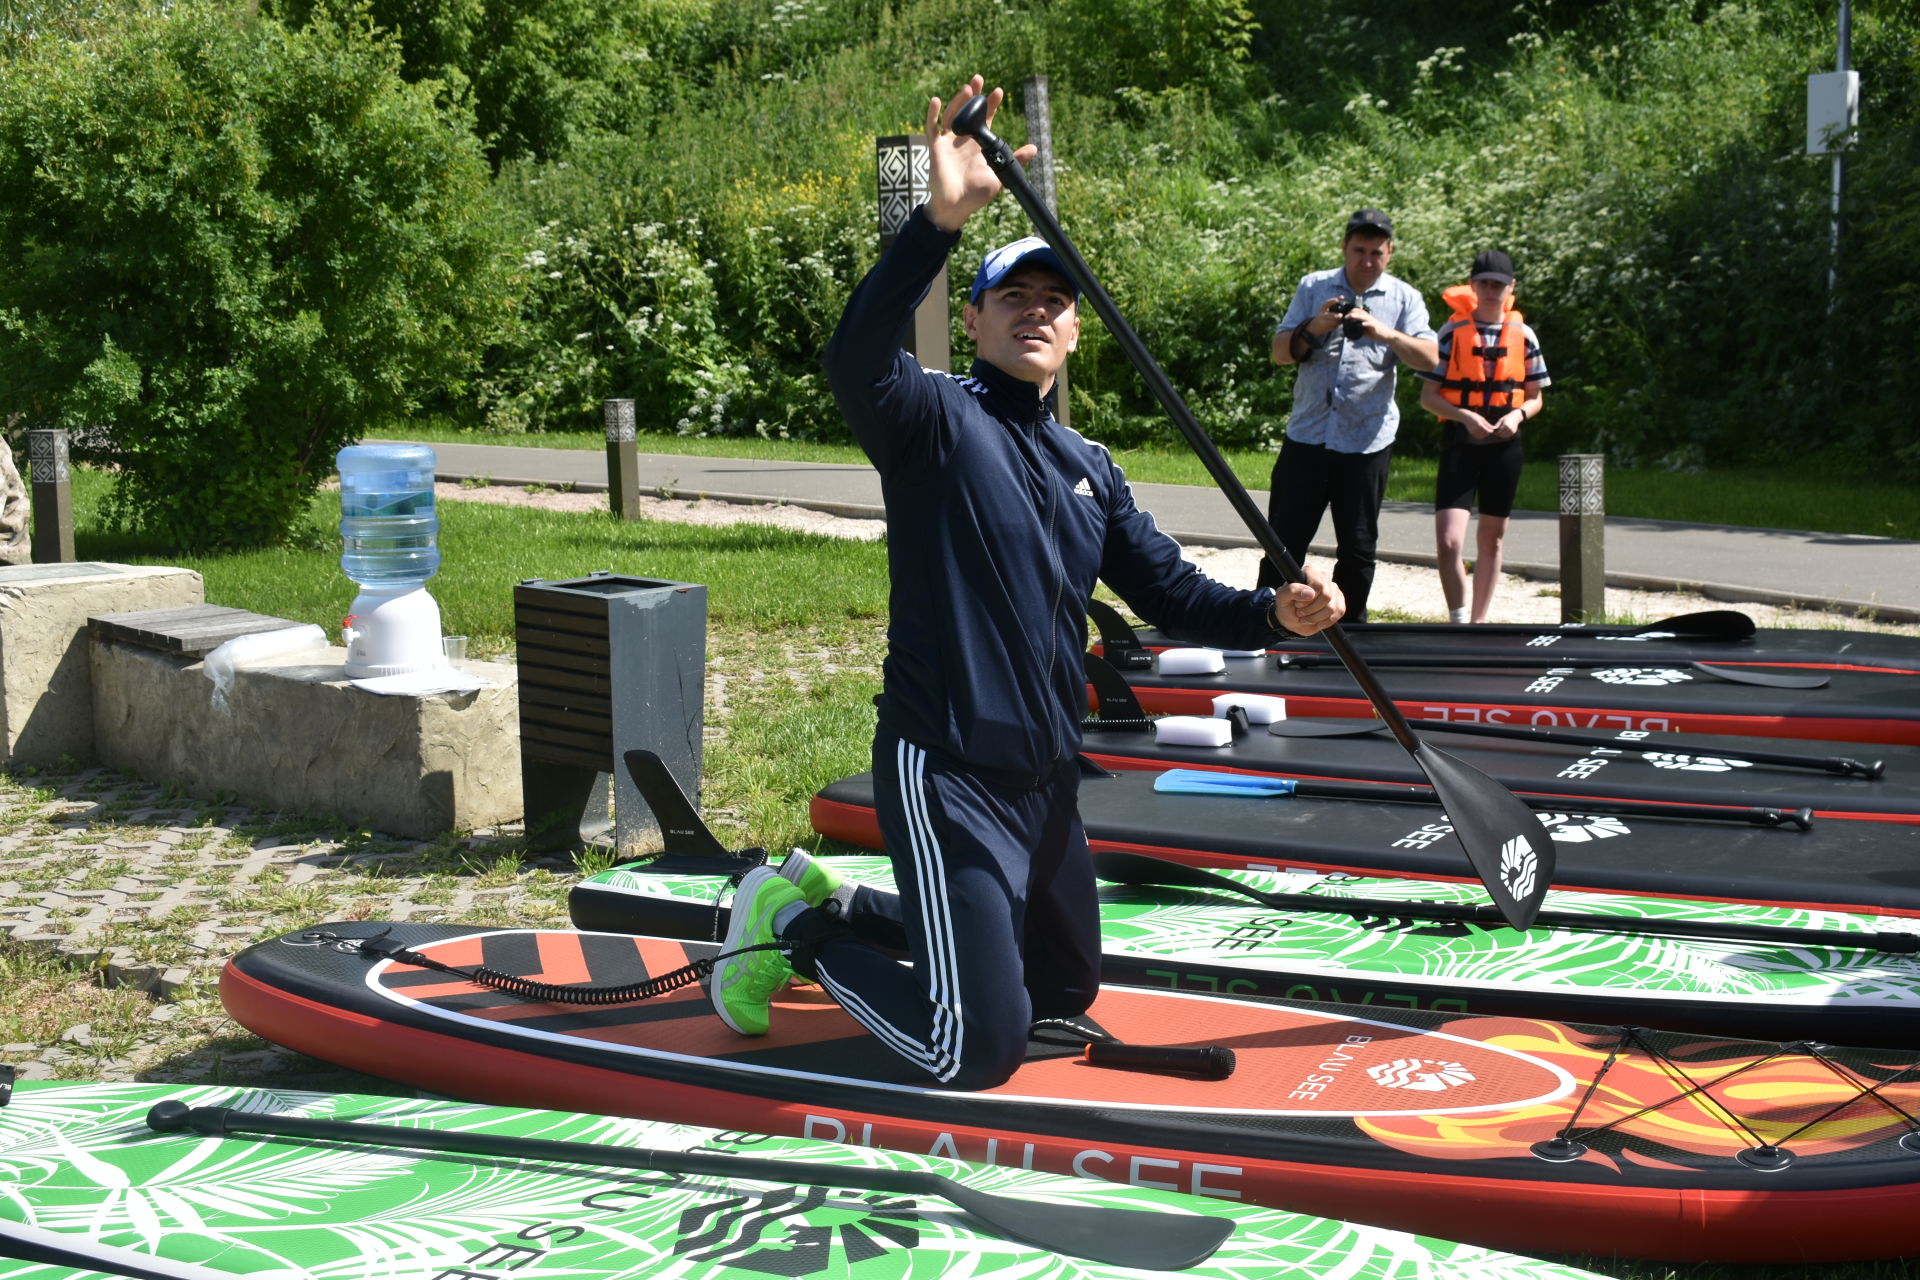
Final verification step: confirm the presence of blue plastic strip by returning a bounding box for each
[1152,770,1297,798]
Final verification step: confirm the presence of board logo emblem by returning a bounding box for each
[1642,751,1753,773]
[1368,1057,1477,1092]
[674,1186,920,1274]
[1538,813,1631,844]
[1073,476,1094,497]
[1590,667,1693,686]
[1499,835,1539,900]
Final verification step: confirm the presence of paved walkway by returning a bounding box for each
[421,441,1920,623]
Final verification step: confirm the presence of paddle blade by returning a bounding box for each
[1636,610,1755,640]
[1411,742,1554,929]
[945,1181,1233,1270]
[1690,662,1830,689]
[1266,717,1389,738]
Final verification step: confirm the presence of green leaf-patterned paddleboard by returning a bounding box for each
[0,1080,1608,1280]
[570,854,1920,1045]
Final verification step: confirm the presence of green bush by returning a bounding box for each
[269,0,719,167]
[0,2,520,548]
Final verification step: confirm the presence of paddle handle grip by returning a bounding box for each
[1083,1042,1237,1080]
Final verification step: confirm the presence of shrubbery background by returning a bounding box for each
[3,0,1914,546]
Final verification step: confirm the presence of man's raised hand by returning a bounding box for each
[924,76,1036,233]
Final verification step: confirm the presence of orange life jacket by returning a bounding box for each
[1435,284,1529,413]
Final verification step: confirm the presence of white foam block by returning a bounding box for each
[1155,647,1227,675]
[1213,692,1287,724]
[1153,715,1235,748]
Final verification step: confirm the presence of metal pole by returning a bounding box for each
[1830,0,1852,301]
[1558,453,1605,623]
[28,429,74,564]
[875,135,950,372]
[603,399,638,521]
[1022,74,1069,430]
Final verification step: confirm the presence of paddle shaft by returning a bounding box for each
[145,1102,1229,1269]
[1282,775,1813,829]
[1336,611,1754,640]
[950,106,1425,752]
[1095,855,1920,953]
[1283,716,1885,779]
[1273,652,1828,689]
[950,91,1555,931]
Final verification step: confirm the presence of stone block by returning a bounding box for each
[90,637,521,839]
[0,562,203,765]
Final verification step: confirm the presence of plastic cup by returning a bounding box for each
[441,634,469,664]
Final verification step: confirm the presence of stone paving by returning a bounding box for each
[0,764,581,1091]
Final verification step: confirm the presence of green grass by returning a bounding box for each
[69,467,887,854]
[372,426,1920,540]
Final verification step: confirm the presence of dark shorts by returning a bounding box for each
[1435,427,1524,518]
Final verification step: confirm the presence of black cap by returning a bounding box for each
[1345,208,1394,239]
[1470,249,1515,284]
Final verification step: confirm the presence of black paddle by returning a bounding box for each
[1270,651,1830,690]
[1083,653,1813,828]
[1340,610,1758,642]
[146,1101,1233,1270]
[952,89,1554,930]
[1093,851,1920,953]
[1267,716,1886,779]
[1162,771,1815,831]
[0,1221,225,1280]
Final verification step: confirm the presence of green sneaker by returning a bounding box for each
[777,847,843,908]
[711,866,803,1036]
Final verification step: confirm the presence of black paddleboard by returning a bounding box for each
[812,769,1920,917]
[1098,649,1920,747]
[1073,715,1920,824]
[1113,618,1920,675]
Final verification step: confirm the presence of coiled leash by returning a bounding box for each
[320,928,786,1008]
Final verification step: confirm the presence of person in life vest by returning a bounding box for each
[1416,249,1551,623]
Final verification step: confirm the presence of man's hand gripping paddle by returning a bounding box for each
[950,88,1554,929]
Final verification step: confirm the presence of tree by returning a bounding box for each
[0,2,520,548]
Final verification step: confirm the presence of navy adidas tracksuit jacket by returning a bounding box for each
[807,206,1288,1088]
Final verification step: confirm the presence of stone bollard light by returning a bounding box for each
[604,398,639,521]
[875,133,949,372]
[1558,453,1606,623]
[29,429,75,564]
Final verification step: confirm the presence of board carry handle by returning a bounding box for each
[147,1102,1234,1270]
[1092,851,1920,953]
[1266,716,1886,779]
[1272,652,1831,690]
[951,87,1554,931]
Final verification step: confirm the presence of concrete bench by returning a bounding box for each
[89,604,521,838]
[0,562,203,765]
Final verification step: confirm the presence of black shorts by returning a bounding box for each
[1435,426,1524,517]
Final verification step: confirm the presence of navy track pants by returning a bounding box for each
[810,735,1101,1090]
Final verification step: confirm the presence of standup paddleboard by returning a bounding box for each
[222,921,1920,1264]
[1075,706,1920,825]
[569,853,1920,1046]
[1107,615,1920,676]
[1103,648,1920,746]
[0,1079,1612,1280]
[811,769,1920,918]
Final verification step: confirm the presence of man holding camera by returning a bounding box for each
[1263,208,1438,622]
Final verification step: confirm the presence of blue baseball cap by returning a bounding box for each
[969,236,1077,303]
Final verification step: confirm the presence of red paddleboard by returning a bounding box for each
[224,921,1920,1264]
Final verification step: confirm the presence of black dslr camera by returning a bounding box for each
[1329,297,1368,340]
